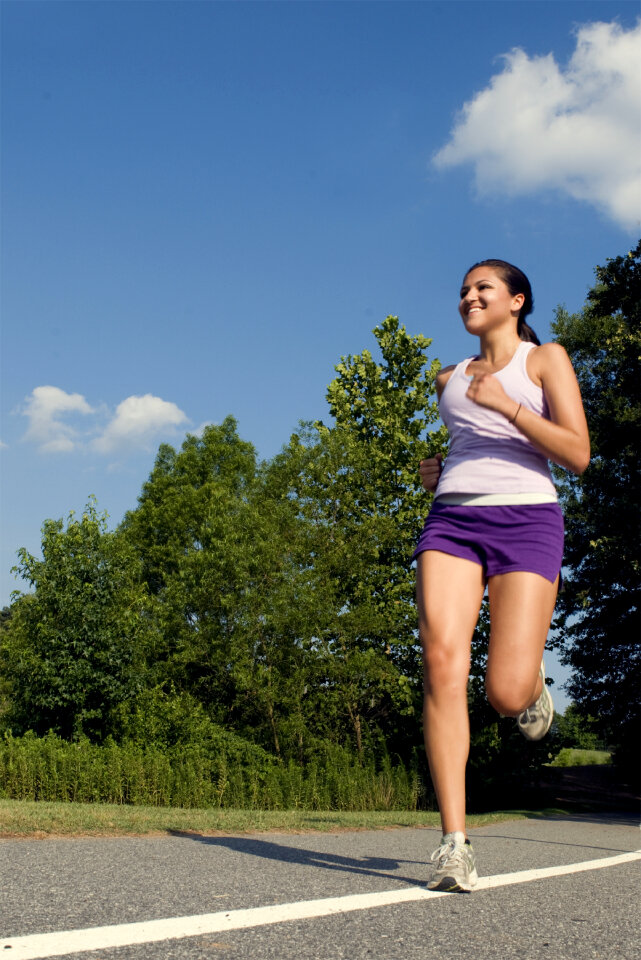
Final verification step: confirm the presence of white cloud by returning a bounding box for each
[433,20,641,230]
[21,386,95,453]
[92,394,188,454]
[20,387,189,455]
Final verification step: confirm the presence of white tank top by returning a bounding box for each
[435,341,558,503]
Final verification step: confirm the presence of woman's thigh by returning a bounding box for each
[486,571,559,711]
[416,550,486,682]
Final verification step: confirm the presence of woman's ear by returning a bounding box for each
[512,292,525,312]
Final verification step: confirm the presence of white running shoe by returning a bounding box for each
[428,831,478,892]
[517,662,554,741]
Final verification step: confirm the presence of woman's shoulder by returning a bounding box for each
[526,342,574,387]
[436,363,458,398]
[529,341,569,356]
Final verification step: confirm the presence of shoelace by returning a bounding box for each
[431,839,466,867]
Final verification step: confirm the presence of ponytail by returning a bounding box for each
[517,319,541,345]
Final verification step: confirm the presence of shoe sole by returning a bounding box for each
[518,715,553,740]
[518,663,554,740]
[428,879,473,893]
[427,868,479,893]
[518,685,554,740]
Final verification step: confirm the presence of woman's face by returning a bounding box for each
[458,266,523,334]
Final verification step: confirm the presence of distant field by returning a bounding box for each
[547,748,612,768]
[0,801,551,838]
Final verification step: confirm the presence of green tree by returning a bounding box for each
[1,500,151,740]
[265,426,413,758]
[0,607,13,727]
[305,316,447,756]
[554,704,601,751]
[119,325,448,766]
[320,315,446,649]
[551,240,641,780]
[120,418,318,760]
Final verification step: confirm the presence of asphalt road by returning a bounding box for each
[1,811,639,960]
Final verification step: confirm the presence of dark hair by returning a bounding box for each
[465,259,540,345]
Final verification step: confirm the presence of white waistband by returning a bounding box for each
[435,492,559,506]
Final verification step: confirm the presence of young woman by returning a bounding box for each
[415,259,590,892]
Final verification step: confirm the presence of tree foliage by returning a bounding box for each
[307,316,448,754]
[552,240,641,777]
[554,704,602,751]
[119,417,315,759]
[114,320,447,765]
[1,500,151,740]
[1,321,448,778]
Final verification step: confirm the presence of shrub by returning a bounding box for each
[0,732,426,811]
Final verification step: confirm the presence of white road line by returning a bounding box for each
[3,849,640,959]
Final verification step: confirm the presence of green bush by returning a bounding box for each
[548,747,612,768]
[0,732,425,811]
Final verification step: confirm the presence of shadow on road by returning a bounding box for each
[476,832,636,854]
[531,765,640,823]
[167,830,427,886]
[524,809,640,829]
[470,807,639,853]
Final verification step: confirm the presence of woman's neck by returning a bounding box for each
[476,330,522,365]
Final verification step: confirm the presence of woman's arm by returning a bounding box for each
[466,343,590,474]
[419,453,443,491]
[418,366,456,490]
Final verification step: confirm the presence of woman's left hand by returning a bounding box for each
[467,373,515,419]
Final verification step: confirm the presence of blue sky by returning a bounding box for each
[2,1,640,708]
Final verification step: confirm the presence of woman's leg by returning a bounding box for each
[417,550,486,835]
[485,571,559,716]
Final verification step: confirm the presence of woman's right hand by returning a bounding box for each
[419,454,443,492]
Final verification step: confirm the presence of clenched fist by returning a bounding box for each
[466,373,515,418]
[419,454,443,492]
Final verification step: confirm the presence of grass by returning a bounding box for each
[547,748,612,768]
[0,800,543,839]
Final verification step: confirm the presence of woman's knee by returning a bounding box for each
[485,674,536,716]
[421,635,470,693]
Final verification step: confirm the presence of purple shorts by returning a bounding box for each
[413,501,564,583]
